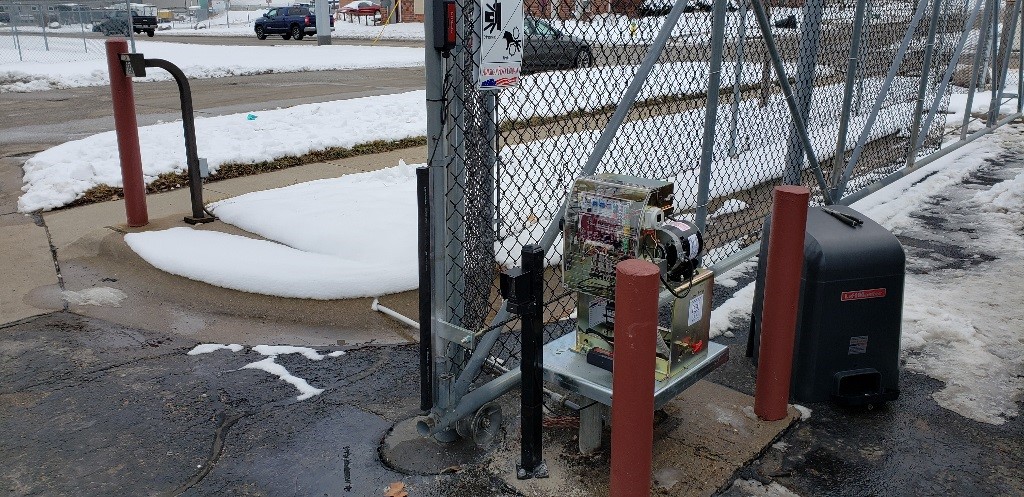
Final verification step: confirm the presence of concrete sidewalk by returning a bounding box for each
[2,146,427,346]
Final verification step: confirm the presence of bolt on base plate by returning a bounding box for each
[516,460,549,480]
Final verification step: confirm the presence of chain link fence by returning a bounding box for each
[0,0,138,65]
[426,0,1023,434]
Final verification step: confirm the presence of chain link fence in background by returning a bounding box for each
[424,0,1023,437]
[0,0,134,65]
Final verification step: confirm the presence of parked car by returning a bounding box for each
[522,17,593,73]
[339,0,381,16]
[92,10,157,37]
[254,6,333,40]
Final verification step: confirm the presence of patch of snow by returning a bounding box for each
[792,404,812,421]
[711,198,749,218]
[726,478,801,497]
[328,351,346,357]
[715,259,758,289]
[708,278,757,339]
[241,356,324,401]
[771,441,789,451]
[62,287,128,307]
[252,344,326,360]
[187,343,244,355]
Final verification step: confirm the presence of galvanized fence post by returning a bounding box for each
[962,0,996,139]
[832,0,868,191]
[728,0,749,159]
[833,0,931,200]
[12,11,23,62]
[987,0,1002,126]
[915,0,987,153]
[696,0,730,231]
[749,0,829,196]
[993,0,1023,118]
[907,0,952,169]
[1019,3,1023,114]
[782,0,826,186]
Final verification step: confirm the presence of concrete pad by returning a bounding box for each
[494,380,800,497]
[0,214,58,326]
[23,146,427,344]
[30,213,421,347]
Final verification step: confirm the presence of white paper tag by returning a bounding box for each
[687,234,700,259]
[688,295,703,326]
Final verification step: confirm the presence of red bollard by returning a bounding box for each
[105,38,148,227]
[754,185,810,421]
[610,259,660,497]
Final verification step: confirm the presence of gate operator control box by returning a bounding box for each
[562,173,711,380]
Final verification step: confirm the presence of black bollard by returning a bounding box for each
[417,167,433,412]
[500,244,548,479]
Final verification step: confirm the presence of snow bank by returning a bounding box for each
[0,40,423,92]
[18,91,426,212]
[124,225,412,299]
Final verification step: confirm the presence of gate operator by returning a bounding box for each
[562,173,712,380]
[748,205,904,406]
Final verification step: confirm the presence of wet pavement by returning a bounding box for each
[0,312,512,496]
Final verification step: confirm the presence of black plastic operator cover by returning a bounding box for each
[748,205,905,405]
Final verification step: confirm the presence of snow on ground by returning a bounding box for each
[724,478,801,497]
[242,357,324,400]
[0,39,423,92]
[1,7,424,40]
[18,90,426,212]
[155,9,426,40]
[186,342,345,400]
[124,224,414,299]
[252,345,329,360]
[187,343,244,355]
[124,164,417,299]
[61,286,128,306]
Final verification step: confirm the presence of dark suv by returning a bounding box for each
[523,17,593,73]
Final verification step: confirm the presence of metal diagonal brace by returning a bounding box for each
[913,0,987,154]
[905,0,946,169]
[748,0,831,199]
[831,0,931,202]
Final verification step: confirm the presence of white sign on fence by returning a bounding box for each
[476,0,523,90]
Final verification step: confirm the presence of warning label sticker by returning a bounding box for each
[848,335,869,355]
[687,295,703,327]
